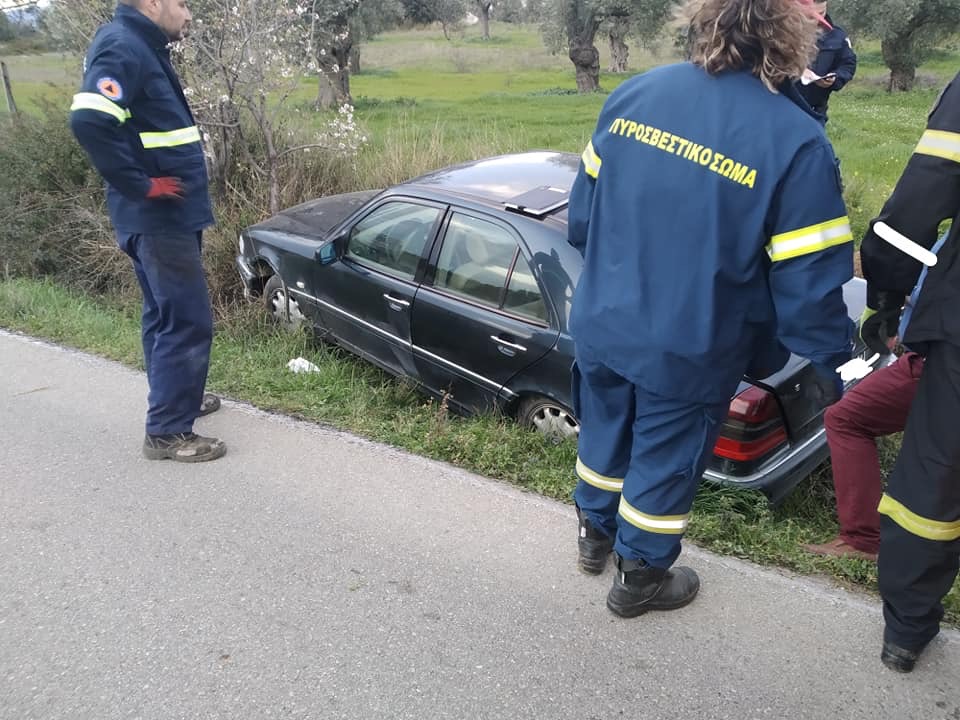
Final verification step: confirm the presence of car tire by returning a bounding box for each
[263,275,306,332]
[517,395,580,441]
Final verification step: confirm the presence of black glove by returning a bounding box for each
[859,289,903,356]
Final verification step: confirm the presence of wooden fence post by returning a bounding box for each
[1,61,17,115]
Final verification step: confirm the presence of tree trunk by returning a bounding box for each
[478,1,491,40]
[349,46,360,74]
[608,17,629,73]
[888,65,916,92]
[569,43,600,93]
[881,35,917,92]
[316,39,353,110]
[256,98,280,215]
[566,4,601,93]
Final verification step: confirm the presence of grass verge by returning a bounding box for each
[2,277,956,624]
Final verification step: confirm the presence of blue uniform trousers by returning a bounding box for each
[117,231,213,436]
[572,347,729,568]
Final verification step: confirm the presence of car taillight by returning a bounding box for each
[713,385,787,462]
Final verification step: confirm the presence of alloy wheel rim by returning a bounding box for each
[270,290,305,328]
[531,404,580,440]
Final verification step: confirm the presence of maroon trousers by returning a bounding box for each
[823,353,924,554]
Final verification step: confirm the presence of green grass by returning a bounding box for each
[0,52,78,115]
[1,278,956,624]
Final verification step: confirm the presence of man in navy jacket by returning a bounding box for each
[71,0,226,462]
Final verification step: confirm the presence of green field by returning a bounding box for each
[1,23,958,620]
[1,24,948,238]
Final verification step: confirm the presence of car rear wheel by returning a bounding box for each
[517,395,580,441]
[263,275,305,332]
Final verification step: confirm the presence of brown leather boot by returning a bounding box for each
[143,432,227,462]
[801,536,877,562]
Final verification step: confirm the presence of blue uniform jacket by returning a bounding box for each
[568,63,854,404]
[70,4,213,235]
[796,17,857,115]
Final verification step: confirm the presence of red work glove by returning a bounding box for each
[145,177,184,200]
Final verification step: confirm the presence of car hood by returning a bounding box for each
[248,190,381,241]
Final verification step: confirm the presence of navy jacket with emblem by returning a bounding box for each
[796,16,857,115]
[70,3,213,234]
[568,63,854,404]
[861,72,960,353]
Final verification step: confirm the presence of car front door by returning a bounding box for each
[315,199,444,378]
[410,210,560,414]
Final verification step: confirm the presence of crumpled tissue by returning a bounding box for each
[287,357,321,374]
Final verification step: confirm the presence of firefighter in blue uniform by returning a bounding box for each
[70,0,226,462]
[568,0,853,618]
[859,73,960,673]
[795,1,857,123]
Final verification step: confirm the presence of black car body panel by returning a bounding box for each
[251,190,381,240]
[237,151,875,502]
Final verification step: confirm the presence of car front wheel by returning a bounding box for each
[517,395,580,441]
[263,275,306,332]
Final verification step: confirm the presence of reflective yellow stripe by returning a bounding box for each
[618,497,688,535]
[576,457,623,493]
[139,126,202,149]
[581,140,602,179]
[70,92,131,124]
[878,494,960,542]
[914,129,960,164]
[767,216,853,262]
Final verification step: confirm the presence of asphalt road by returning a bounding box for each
[2,329,958,720]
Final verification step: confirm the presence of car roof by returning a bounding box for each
[399,151,580,216]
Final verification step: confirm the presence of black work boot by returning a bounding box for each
[576,505,614,575]
[881,640,922,673]
[606,554,700,618]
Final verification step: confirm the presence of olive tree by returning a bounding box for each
[315,0,402,107]
[541,0,676,92]
[475,0,493,39]
[832,0,960,91]
[605,0,673,72]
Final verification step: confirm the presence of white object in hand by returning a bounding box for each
[874,222,938,267]
[836,353,880,383]
[287,357,321,373]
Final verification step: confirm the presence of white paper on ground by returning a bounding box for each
[287,357,321,373]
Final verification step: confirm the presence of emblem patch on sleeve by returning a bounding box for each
[96,77,123,101]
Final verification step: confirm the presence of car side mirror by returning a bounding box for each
[317,242,337,265]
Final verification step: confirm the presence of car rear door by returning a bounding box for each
[315,198,445,378]
[410,210,560,414]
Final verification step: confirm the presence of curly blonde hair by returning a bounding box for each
[682,0,820,92]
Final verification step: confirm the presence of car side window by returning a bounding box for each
[503,257,548,322]
[434,213,548,322]
[347,201,440,280]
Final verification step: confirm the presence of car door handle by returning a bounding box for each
[490,335,527,353]
[383,293,410,310]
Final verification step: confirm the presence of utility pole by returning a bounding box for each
[0,61,16,114]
